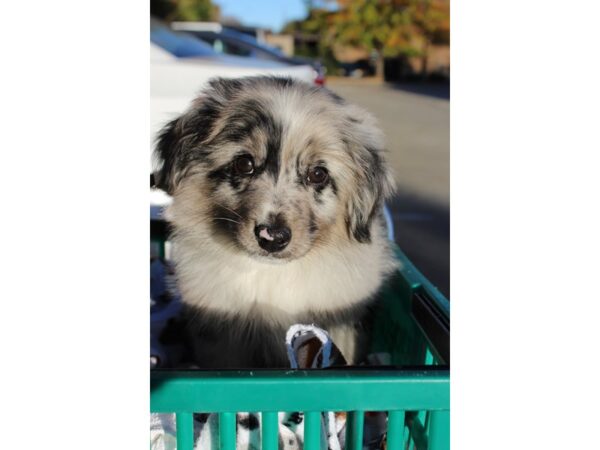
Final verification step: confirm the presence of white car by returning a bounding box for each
[151,20,318,173]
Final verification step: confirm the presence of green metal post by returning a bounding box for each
[345,411,364,450]
[261,412,278,450]
[428,410,450,450]
[425,348,435,365]
[387,410,405,450]
[304,411,321,450]
[176,412,194,450]
[219,412,236,450]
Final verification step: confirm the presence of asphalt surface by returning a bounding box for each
[329,79,450,298]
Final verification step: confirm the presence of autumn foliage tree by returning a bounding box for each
[328,0,449,78]
[409,0,450,76]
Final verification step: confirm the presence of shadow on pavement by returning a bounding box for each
[387,191,450,299]
[387,81,450,101]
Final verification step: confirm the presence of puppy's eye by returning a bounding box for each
[233,155,255,176]
[307,166,329,186]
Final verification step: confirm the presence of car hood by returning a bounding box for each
[177,54,292,70]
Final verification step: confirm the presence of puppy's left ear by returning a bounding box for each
[344,109,396,243]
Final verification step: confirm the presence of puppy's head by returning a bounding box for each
[154,77,395,261]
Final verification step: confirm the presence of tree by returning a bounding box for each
[150,0,220,22]
[409,0,450,77]
[283,7,340,74]
[328,0,449,78]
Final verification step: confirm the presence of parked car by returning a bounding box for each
[339,59,376,78]
[170,21,326,85]
[150,18,319,173]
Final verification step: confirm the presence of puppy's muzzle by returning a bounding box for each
[254,223,292,253]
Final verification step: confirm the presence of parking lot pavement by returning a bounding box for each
[329,79,450,298]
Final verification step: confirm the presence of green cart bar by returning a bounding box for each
[152,370,449,413]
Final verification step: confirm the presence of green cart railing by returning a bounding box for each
[151,221,450,450]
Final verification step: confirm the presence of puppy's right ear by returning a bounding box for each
[153,117,184,194]
[153,78,239,193]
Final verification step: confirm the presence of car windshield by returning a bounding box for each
[221,29,284,56]
[187,30,287,62]
[151,18,216,58]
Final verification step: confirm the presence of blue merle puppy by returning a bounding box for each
[154,76,397,368]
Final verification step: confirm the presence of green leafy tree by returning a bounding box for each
[151,0,220,22]
[283,7,340,74]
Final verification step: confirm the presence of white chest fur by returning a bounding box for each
[172,224,397,321]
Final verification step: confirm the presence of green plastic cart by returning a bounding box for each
[151,215,450,450]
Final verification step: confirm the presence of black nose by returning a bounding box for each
[254,223,292,253]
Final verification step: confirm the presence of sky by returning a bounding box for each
[213,0,309,32]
